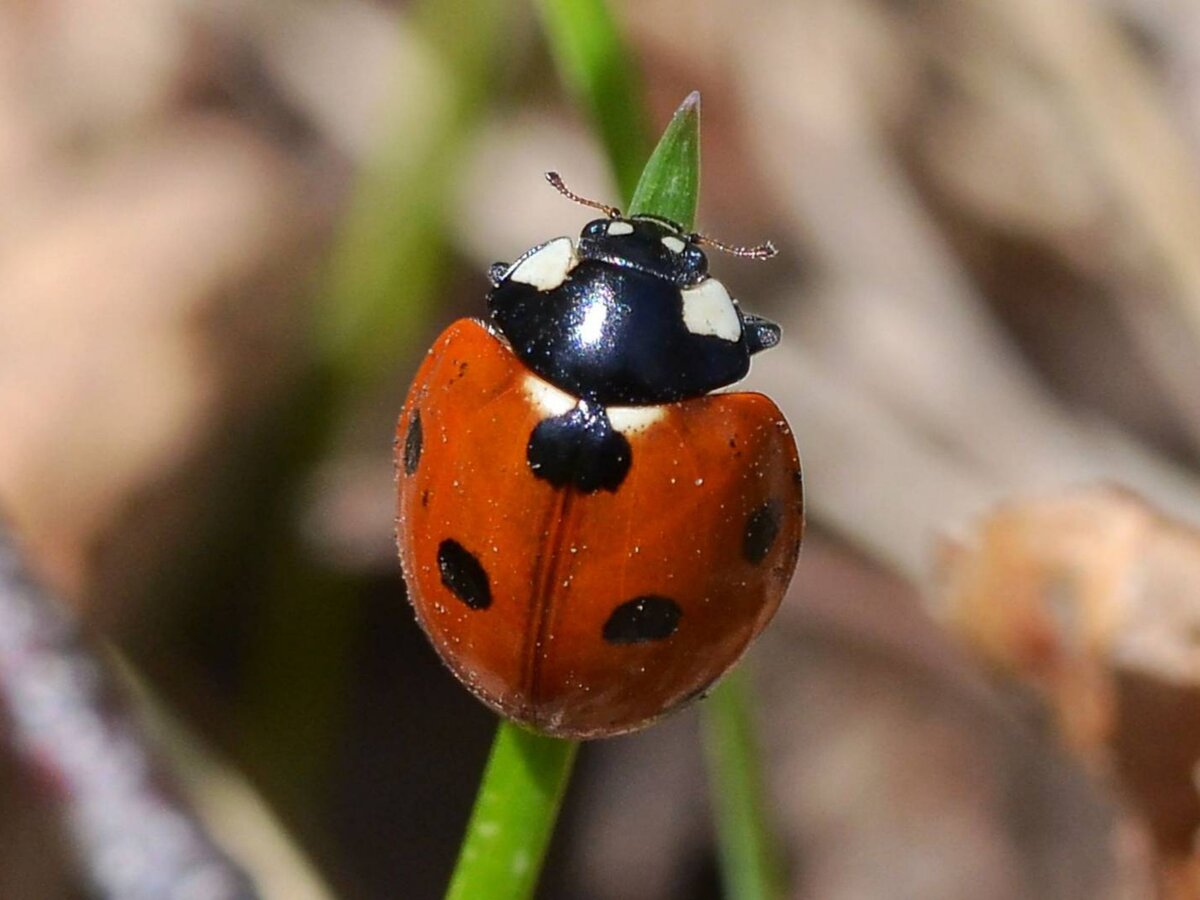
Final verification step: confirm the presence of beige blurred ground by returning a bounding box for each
[5,0,1200,898]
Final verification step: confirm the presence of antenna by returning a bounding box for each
[545,172,622,218]
[690,232,778,260]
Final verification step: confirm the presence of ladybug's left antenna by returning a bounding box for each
[545,172,622,219]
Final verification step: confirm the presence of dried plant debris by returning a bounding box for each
[0,517,258,900]
[934,486,1200,897]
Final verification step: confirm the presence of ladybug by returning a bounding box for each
[395,173,802,739]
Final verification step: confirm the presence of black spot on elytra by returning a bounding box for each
[437,539,491,610]
[403,409,423,475]
[526,403,631,493]
[602,596,681,644]
[743,500,783,564]
[420,489,431,508]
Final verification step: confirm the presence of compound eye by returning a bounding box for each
[582,219,609,238]
[680,244,708,278]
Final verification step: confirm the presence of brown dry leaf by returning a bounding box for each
[935,486,1200,894]
[0,120,316,605]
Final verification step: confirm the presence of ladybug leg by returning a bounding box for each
[488,262,509,287]
[526,400,631,493]
[742,312,782,355]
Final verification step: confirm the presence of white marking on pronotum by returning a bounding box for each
[680,277,741,341]
[607,221,634,236]
[609,405,666,434]
[661,235,687,254]
[509,237,577,291]
[523,375,576,417]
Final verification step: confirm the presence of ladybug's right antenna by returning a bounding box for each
[545,172,622,219]
[690,233,778,260]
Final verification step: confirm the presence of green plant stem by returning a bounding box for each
[316,0,508,388]
[703,669,784,900]
[239,0,507,809]
[445,724,578,900]
[536,0,651,201]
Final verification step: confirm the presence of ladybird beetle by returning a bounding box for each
[395,173,803,739]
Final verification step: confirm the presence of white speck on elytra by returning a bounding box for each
[609,405,666,434]
[524,375,576,417]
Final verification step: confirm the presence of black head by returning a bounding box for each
[486,172,782,406]
[577,216,708,287]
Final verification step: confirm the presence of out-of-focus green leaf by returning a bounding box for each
[536,0,651,202]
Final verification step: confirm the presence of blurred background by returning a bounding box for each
[4,0,1200,897]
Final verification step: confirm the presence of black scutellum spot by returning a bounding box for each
[526,403,631,493]
[403,409,423,475]
[602,596,681,644]
[437,539,491,610]
[743,500,782,564]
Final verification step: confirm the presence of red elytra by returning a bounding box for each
[395,318,802,739]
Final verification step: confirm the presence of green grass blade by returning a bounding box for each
[704,669,785,900]
[628,90,701,229]
[315,0,507,388]
[238,0,508,813]
[445,723,578,900]
[536,0,650,202]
